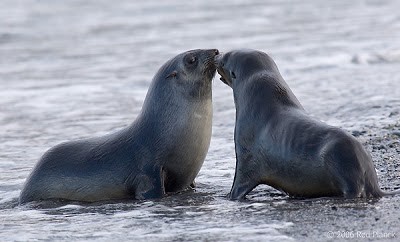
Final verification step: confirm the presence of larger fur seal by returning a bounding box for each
[19,49,219,204]
[216,49,399,200]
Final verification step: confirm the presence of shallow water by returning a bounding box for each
[1,0,400,241]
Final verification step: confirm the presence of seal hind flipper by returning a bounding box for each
[380,189,400,197]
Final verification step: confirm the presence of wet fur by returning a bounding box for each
[20,49,218,203]
[216,49,399,200]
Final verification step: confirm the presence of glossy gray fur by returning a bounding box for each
[19,49,218,203]
[216,49,399,200]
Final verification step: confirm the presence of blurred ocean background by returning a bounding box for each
[0,0,399,241]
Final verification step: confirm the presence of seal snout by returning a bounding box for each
[208,49,219,64]
[214,53,232,87]
[203,49,219,62]
[201,49,219,79]
[209,49,220,66]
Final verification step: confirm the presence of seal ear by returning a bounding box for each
[166,71,178,79]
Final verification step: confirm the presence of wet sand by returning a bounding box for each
[1,0,399,241]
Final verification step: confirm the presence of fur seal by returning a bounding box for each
[216,49,399,200]
[19,48,219,203]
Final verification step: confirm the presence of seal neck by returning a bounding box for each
[233,73,302,121]
[236,71,303,109]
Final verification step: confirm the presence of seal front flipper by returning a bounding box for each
[229,178,258,200]
[127,167,166,200]
[229,170,259,200]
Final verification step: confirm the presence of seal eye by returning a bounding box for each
[186,56,197,65]
[231,71,236,79]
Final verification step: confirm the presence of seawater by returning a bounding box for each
[1,0,399,241]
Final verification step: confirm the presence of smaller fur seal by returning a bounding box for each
[216,49,399,200]
[19,48,219,204]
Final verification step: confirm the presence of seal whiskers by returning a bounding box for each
[216,49,399,200]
